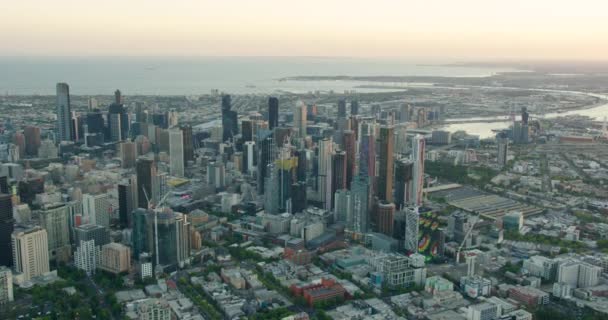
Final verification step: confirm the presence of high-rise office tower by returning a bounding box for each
[241,120,254,142]
[350,176,370,234]
[12,226,50,281]
[24,126,41,157]
[169,129,184,177]
[256,130,275,194]
[400,104,410,122]
[167,108,178,128]
[206,162,226,190]
[411,135,426,206]
[334,189,352,223]
[243,141,256,174]
[0,194,14,267]
[337,99,347,118]
[74,224,110,248]
[404,207,420,253]
[86,110,106,137]
[38,204,70,262]
[88,97,98,111]
[180,125,194,166]
[152,212,190,267]
[82,193,112,228]
[332,151,347,208]
[12,132,25,158]
[56,83,74,142]
[108,101,129,141]
[343,130,356,188]
[114,89,122,104]
[350,100,359,116]
[290,182,307,214]
[136,158,157,209]
[264,164,280,214]
[293,100,307,137]
[378,126,395,202]
[318,138,334,211]
[496,132,508,168]
[359,133,376,179]
[295,149,308,182]
[376,201,395,236]
[118,176,138,229]
[268,97,279,130]
[395,158,414,209]
[134,102,146,123]
[521,107,529,125]
[221,94,238,142]
[120,141,137,168]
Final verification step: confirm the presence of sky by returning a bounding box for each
[2,0,608,60]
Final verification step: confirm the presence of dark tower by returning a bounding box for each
[378,126,395,202]
[221,94,238,142]
[395,159,414,209]
[180,125,194,166]
[331,151,347,208]
[337,99,347,118]
[0,194,14,267]
[350,100,359,116]
[136,158,156,209]
[268,97,279,130]
[343,130,356,189]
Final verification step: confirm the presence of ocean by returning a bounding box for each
[0,57,515,95]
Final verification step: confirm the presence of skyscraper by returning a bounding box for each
[0,194,14,267]
[108,100,129,141]
[293,100,307,137]
[343,130,356,188]
[12,226,50,281]
[221,94,238,142]
[497,132,508,168]
[318,138,333,211]
[350,100,360,116]
[24,126,41,157]
[376,201,395,237]
[12,132,25,159]
[256,130,275,195]
[180,125,194,166]
[120,141,137,168]
[243,141,256,174]
[337,99,347,118]
[82,193,112,228]
[74,224,110,248]
[118,176,138,229]
[378,126,395,202]
[395,158,414,209]
[359,133,376,179]
[56,83,74,142]
[350,176,370,234]
[331,151,347,208]
[404,207,420,253]
[411,135,426,206]
[136,157,157,209]
[38,204,70,262]
[169,128,184,177]
[268,97,279,130]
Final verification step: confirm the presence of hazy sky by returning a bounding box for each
[2,0,607,60]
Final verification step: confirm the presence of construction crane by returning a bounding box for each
[455,215,480,264]
[141,187,172,267]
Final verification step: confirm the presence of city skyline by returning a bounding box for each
[2,0,608,60]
